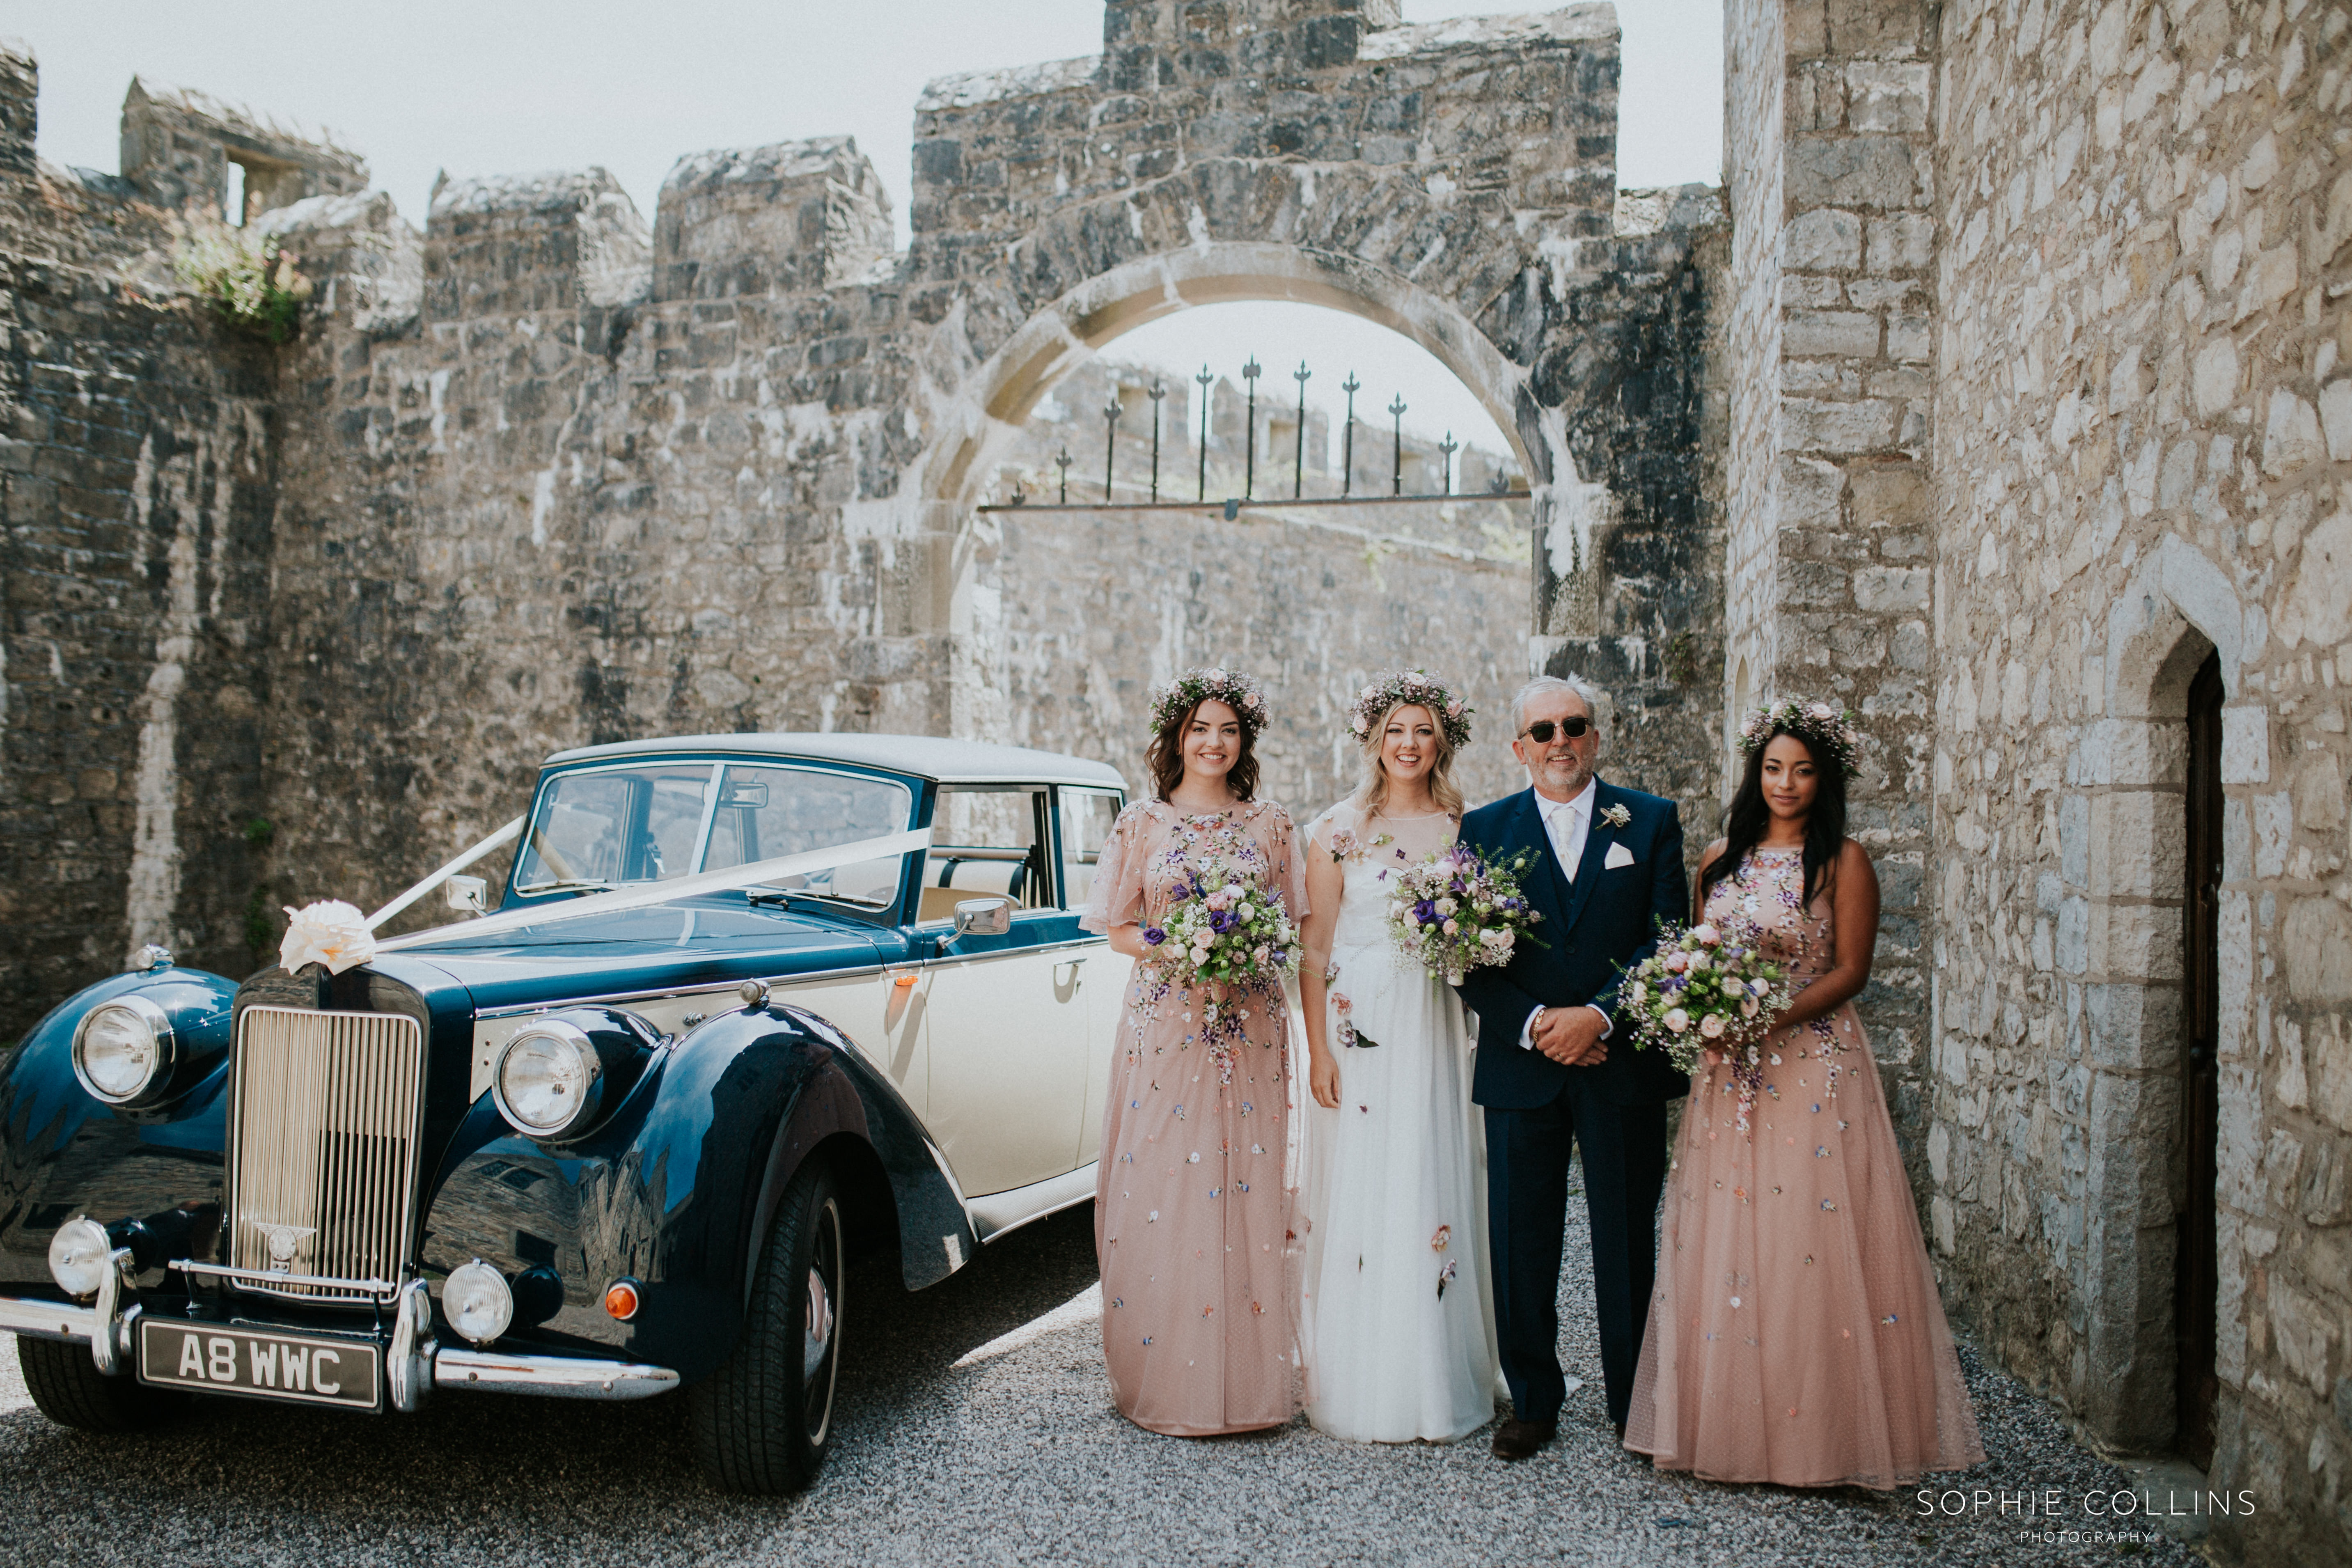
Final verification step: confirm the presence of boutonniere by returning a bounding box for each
[1600,804,1632,830]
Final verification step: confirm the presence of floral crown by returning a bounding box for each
[1347,669,1473,750]
[1149,667,1270,734]
[1738,698,1861,774]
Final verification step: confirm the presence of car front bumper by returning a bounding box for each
[0,1284,678,1409]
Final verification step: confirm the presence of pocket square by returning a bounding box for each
[1603,841,1636,870]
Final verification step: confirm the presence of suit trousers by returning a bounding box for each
[1484,1080,1668,1430]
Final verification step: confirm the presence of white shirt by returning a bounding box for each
[1520,777,1613,1050]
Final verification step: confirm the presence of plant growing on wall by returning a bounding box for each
[170,217,313,343]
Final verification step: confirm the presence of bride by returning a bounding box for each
[1298,672,1500,1442]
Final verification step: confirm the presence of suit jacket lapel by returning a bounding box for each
[1555,779,1616,936]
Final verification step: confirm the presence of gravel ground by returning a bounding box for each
[0,1195,2205,1568]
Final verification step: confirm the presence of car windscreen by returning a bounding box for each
[515,762,913,904]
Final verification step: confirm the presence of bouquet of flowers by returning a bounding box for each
[1143,857,1302,991]
[1386,844,1543,986]
[1616,921,1796,1132]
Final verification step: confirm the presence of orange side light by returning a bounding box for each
[603,1280,641,1320]
[893,973,917,989]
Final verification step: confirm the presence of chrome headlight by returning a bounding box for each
[48,1216,115,1297]
[71,996,175,1104]
[443,1259,514,1345]
[493,1021,603,1138]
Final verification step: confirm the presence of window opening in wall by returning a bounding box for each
[223,158,246,227]
[2176,648,2223,1470]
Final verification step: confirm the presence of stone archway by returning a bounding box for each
[876,1,1724,793]
[914,240,1543,516]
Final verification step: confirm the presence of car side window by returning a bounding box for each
[919,786,1052,924]
[1057,788,1123,911]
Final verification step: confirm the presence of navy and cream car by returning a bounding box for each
[0,735,1127,1491]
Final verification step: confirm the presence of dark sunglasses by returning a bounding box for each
[1520,717,1596,743]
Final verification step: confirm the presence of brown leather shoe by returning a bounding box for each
[1491,1417,1557,1460]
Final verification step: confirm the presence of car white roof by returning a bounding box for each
[543,732,1130,789]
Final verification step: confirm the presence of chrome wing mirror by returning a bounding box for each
[445,875,490,917]
[950,897,1012,942]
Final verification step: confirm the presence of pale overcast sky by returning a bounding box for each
[12,0,1723,456]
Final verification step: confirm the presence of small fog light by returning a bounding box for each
[48,1216,114,1298]
[603,1279,641,1321]
[443,1259,514,1345]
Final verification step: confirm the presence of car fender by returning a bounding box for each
[422,998,974,1384]
[747,1006,976,1296]
[0,967,238,1290]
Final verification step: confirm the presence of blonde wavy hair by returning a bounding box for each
[1349,699,1467,820]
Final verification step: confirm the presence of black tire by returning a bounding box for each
[17,1334,183,1433]
[690,1161,846,1494]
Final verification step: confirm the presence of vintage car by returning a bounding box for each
[0,734,1128,1491]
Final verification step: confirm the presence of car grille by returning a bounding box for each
[228,1006,426,1304]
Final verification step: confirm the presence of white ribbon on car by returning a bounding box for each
[365,816,526,931]
[374,827,935,951]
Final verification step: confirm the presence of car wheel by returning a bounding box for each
[17,1334,184,1433]
[690,1160,846,1493]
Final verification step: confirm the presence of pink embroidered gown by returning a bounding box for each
[1081,800,1309,1435]
[1624,846,1985,1488]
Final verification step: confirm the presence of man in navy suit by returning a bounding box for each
[1457,675,1687,1459]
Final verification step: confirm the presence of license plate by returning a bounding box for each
[138,1318,381,1410]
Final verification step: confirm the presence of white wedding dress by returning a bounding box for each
[1299,802,1501,1442]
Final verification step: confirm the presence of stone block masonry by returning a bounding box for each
[0,44,282,1029]
[1721,1,2351,1561]
[1722,0,1941,1162]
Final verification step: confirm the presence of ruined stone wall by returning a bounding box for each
[3,5,1729,1053]
[0,46,280,1024]
[253,147,931,924]
[1922,1,2350,1558]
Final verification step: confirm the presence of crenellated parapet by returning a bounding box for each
[653,137,893,302]
[424,168,651,320]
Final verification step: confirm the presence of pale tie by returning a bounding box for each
[1552,800,1583,883]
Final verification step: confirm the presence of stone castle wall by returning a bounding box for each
[1720,0,1942,1149]
[0,55,282,1027]
[1926,0,2348,1558]
[1722,1,2350,1560]
[0,5,1729,997]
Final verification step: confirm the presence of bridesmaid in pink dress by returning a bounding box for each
[1082,668,1309,1435]
[1625,703,1984,1488]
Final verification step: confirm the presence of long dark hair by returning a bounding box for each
[1699,725,1848,910]
[1147,699,1261,803]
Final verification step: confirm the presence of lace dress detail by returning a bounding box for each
[1081,799,1308,1435]
[1297,802,1500,1442]
[1623,847,1985,1488]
